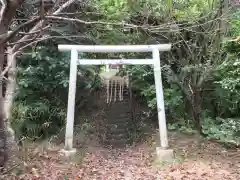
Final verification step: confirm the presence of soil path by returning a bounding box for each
[4,132,240,180]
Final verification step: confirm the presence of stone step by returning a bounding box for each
[107,114,132,119]
[106,138,129,145]
[106,130,129,136]
[107,124,129,130]
[107,102,130,106]
[107,123,128,128]
[103,136,129,141]
[107,128,128,133]
[106,100,130,105]
[97,87,133,148]
[107,129,128,135]
[105,105,131,110]
[106,120,131,125]
[106,110,131,114]
[106,103,131,109]
[108,128,127,134]
[106,112,132,118]
[104,139,129,147]
[107,133,129,140]
[108,106,131,110]
[107,112,131,116]
[107,125,129,130]
[108,127,128,131]
[106,119,132,125]
[106,113,132,119]
[105,105,130,110]
[105,108,131,113]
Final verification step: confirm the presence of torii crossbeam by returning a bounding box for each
[58,44,174,161]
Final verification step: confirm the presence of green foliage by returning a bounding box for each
[213,84,240,117]
[93,0,130,21]
[11,0,240,147]
[229,10,240,37]
[12,46,69,139]
[202,117,240,146]
[168,119,197,135]
[216,56,240,92]
[12,45,98,139]
[12,101,66,139]
[214,24,240,117]
[216,21,240,93]
[127,65,184,119]
[91,0,240,146]
[93,0,215,21]
[208,18,240,146]
[91,0,240,147]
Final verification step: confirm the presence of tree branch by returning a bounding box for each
[15,33,96,53]
[17,25,50,35]
[52,0,76,14]
[229,36,240,42]
[9,37,39,46]
[17,35,51,52]
[167,69,191,99]
[1,17,41,44]
[0,0,7,23]
[0,0,25,26]
[0,50,18,78]
[8,25,50,46]
[2,0,78,77]
[45,15,139,28]
[12,0,76,52]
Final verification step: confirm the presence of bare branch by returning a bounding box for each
[0,0,26,25]
[45,15,109,25]
[1,17,41,44]
[0,50,18,78]
[57,11,102,16]
[12,0,77,52]
[8,25,50,45]
[16,34,95,53]
[52,0,76,14]
[228,36,240,42]
[45,15,139,27]
[9,37,40,46]
[16,35,51,52]
[17,25,50,35]
[0,32,8,39]
[0,0,7,23]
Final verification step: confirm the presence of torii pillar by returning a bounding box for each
[58,44,174,161]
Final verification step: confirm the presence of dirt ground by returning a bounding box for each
[2,131,240,180]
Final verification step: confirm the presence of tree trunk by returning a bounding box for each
[4,49,16,128]
[0,27,8,168]
[191,88,202,131]
[0,47,19,169]
[3,49,20,170]
[0,89,7,168]
[0,0,26,168]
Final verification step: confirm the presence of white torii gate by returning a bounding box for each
[58,44,173,160]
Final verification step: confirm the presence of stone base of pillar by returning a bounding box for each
[156,147,174,161]
[59,148,76,157]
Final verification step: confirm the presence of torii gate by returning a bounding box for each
[58,44,174,161]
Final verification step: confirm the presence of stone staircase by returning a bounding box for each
[102,83,133,148]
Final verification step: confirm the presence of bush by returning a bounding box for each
[202,117,240,146]
[12,45,98,140]
[127,65,184,119]
[12,100,66,140]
